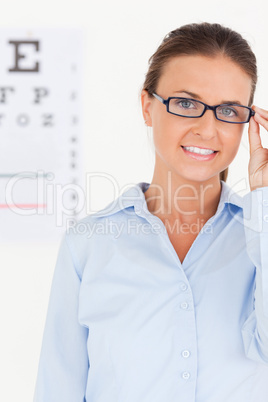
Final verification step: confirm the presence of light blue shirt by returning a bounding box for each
[33,180,268,402]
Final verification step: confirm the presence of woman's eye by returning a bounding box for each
[181,101,192,108]
[177,100,195,109]
[218,106,237,117]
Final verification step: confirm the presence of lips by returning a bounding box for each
[181,146,219,161]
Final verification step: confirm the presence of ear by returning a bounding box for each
[141,89,153,127]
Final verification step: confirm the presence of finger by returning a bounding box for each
[248,114,262,155]
[254,111,268,131]
[253,105,268,120]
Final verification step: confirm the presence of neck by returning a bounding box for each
[144,169,222,224]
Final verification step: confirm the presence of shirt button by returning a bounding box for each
[182,350,191,358]
[264,215,268,223]
[263,199,268,207]
[180,283,188,291]
[182,371,190,380]
[180,302,189,310]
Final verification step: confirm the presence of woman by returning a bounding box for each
[33,22,268,402]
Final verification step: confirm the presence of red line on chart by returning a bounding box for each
[0,204,47,209]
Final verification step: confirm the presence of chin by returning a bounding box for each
[174,168,220,183]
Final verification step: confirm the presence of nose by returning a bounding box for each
[192,108,218,140]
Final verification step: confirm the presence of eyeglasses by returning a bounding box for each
[152,92,255,124]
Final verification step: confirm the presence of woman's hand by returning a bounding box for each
[248,105,268,191]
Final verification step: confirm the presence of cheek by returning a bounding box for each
[222,128,243,158]
[152,124,186,160]
[152,114,188,145]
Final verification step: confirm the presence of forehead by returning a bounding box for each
[157,54,252,105]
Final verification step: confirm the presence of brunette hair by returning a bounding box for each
[142,22,258,182]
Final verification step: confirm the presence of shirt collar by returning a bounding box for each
[93,180,243,218]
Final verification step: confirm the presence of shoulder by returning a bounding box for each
[61,187,140,277]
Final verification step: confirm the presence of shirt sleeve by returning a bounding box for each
[241,186,268,365]
[33,233,89,402]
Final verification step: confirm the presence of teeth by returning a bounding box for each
[183,146,215,155]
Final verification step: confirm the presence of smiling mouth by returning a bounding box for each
[181,146,219,161]
[181,145,218,155]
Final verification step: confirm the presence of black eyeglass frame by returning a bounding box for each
[152,92,255,124]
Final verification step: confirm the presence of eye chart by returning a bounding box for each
[0,28,85,243]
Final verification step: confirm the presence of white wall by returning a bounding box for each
[1,0,268,400]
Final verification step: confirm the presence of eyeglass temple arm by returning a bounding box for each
[152,93,166,104]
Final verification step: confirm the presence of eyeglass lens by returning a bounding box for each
[168,98,250,123]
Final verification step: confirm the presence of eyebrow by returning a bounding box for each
[173,90,242,105]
